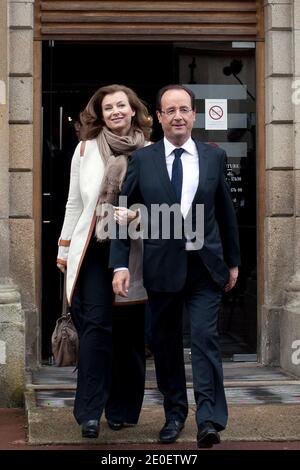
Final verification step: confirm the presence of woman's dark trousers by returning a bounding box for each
[105,304,145,424]
[71,239,113,425]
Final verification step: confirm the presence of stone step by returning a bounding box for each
[25,363,300,444]
[26,390,300,444]
[26,379,300,391]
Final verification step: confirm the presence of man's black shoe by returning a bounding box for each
[81,420,99,438]
[197,422,220,448]
[107,420,124,431]
[159,420,184,443]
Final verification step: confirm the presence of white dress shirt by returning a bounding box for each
[164,137,199,219]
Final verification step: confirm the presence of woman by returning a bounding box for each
[56,84,152,438]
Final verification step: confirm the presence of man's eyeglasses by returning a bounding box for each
[160,107,193,117]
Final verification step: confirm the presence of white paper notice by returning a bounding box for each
[0,341,6,364]
[0,81,6,105]
[205,99,228,130]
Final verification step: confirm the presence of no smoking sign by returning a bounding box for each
[205,99,227,130]
[209,105,223,120]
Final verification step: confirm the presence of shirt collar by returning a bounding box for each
[164,137,195,158]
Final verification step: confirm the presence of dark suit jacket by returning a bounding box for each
[110,139,240,292]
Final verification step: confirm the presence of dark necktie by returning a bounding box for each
[171,148,184,203]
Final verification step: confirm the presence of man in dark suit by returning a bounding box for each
[110,85,240,448]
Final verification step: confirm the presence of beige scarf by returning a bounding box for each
[95,126,145,241]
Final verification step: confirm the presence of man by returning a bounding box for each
[110,85,240,448]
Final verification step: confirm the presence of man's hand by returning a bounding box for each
[224,266,239,292]
[112,270,130,297]
[114,207,138,225]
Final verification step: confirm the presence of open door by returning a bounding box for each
[41,41,174,360]
[41,41,257,362]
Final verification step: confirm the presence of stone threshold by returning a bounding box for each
[25,363,300,444]
[25,391,300,444]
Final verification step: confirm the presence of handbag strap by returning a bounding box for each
[62,271,68,316]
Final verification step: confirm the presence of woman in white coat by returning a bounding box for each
[57,84,152,438]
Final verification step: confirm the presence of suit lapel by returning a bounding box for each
[191,140,209,206]
[183,140,209,225]
[152,140,177,204]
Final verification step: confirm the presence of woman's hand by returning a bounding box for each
[114,206,138,225]
[57,263,66,273]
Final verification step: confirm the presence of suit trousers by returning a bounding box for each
[71,238,113,424]
[148,251,228,430]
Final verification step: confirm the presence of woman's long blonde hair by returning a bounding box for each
[80,84,153,140]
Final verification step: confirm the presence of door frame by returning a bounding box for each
[33,39,42,362]
[33,35,265,363]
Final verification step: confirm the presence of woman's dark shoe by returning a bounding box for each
[81,419,99,438]
[107,420,124,431]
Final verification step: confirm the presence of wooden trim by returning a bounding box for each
[34,0,41,40]
[41,2,257,13]
[35,0,259,41]
[36,34,260,42]
[34,0,265,357]
[33,39,42,361]
[256,0,264,42]
[42,14,256,25]
[256,38,265,362]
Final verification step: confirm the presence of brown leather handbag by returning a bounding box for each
[51,273,79,366]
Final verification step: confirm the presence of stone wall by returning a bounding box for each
[262,0,294,366]
[0,0,33,406]
[8,0,39,371]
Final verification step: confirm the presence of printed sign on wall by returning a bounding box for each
[205,99,227,130]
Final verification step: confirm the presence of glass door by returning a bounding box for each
[177,42,257,359]
[41,41,174,361]
[41,40,257,361]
